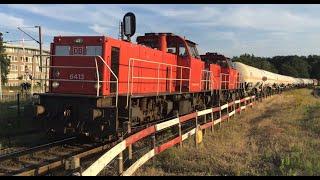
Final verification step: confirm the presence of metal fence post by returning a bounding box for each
[203,112,207,135]
[227,103,230,122]
[211,111,214,133]
[152,134,156,166]
[195,110,198,148]
[118,137,124,175]
[239,98,242,115]
[127,122,133,161]
[233,99,236,118]
[17,93,20,117]
[219,103,222,128]
[177,112,182,148]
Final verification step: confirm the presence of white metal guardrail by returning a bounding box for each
[81,95,257,176]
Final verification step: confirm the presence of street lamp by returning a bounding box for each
[0,31,9,101]
[17,26,43,94]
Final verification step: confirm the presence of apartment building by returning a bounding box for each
[4,44,50,87]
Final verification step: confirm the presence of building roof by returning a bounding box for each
[3,43,50,53]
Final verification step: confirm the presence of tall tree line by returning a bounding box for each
[232,53,320,79]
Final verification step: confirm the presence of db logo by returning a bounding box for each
[73,47,84,55]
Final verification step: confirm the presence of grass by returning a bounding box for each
[135,89,320,176]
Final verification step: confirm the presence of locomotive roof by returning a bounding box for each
[142,33,198,45]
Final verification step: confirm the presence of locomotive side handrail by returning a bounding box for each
[126,58,191,108]
[220,73,229,90]
[31,55,119,106]
[201,70,213,92]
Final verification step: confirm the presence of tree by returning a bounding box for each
[0,32,10,85]
[232,54,278,73]
[232,53,316,79]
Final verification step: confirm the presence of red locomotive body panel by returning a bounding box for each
[50,36,109,96]
[189,58,205,92]
[49,34,205,97]
[229,68,239,90]
[114,39,180,95]
[221,67,239,90]
[210,64,222,90]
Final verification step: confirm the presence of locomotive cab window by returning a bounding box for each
[188,44,200,59]
[55,46,70,56]
[86,46,102,56]
[179,46,188,57]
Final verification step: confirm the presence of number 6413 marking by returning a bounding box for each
[69,74,85,80]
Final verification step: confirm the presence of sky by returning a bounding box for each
[1,4,320,57]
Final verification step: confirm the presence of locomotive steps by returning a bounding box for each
[135,89,320,176]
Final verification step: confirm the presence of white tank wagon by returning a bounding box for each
[233,62,280,93]
[233,62,314,95]
[302,78,314,85]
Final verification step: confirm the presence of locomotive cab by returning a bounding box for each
[35,36,119,140]
[200,52,240,90]
[136,33,200,59]
[200,52,232,69]
[136,33,204,92]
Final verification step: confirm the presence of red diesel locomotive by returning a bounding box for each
[34,14,242,139]
[35,33,242,139]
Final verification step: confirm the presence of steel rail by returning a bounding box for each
[0,137,77,162]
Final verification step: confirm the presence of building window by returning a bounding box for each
[7,73,19,80]
[20,65,25,72]
[10,56,18,62]
[10,64,18,71]
[5,48,13,53]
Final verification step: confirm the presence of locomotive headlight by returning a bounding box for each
[52,81,60,88]
[36,105,45,116]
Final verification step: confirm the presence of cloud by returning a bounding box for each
[8,4,124,29]
[89,24,110,35]
[4,4,320,57]
[136,5,320,33]
[0,12,25,28]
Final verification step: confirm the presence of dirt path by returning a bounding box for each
[135,89,320,176]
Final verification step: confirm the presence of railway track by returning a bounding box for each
[0,136,120,176]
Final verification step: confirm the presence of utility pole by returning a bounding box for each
[17,26,43,94]
[36,26,43,93]
[0,32,3,101]
[0,31,9,101]
[0,50,2,101]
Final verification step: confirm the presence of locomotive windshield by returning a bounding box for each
[187,42,200,59]
[54,45,102,56]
